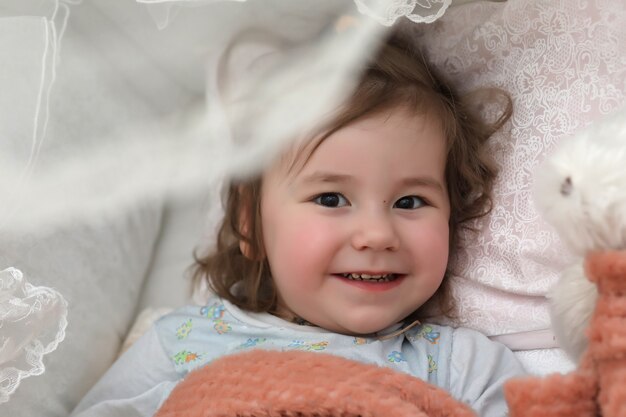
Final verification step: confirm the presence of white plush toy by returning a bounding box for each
[533,109,626,362]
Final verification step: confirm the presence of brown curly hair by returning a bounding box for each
[193,33,512,320]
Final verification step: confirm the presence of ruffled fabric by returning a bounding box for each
[137,0,451,29]
[0,267,68,404]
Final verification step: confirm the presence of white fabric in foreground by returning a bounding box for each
[353,0,451,25]
[138,0,452,29]
[0,268,68,404]
[0,0,393,235]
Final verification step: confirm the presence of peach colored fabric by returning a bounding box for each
[155,349,476,417]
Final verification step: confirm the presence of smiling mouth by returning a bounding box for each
[337,273,400,283]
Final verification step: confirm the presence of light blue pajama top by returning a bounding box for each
[72,295,526,417]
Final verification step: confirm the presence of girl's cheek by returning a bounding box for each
[404,220,449,253]
[299,218,332,242]
[285,216,338,253]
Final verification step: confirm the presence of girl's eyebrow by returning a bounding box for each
[298,171,444,191]
[299,172,354,184]
[401,176,445,192]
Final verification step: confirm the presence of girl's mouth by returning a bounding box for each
[337,273,399,283]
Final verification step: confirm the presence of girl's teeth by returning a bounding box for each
[342,273,396,282]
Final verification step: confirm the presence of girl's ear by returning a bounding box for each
[238,221,253,259]
[239,242,253,259]
[237,185,255,259]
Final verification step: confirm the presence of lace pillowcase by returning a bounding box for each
[407,1,625,339]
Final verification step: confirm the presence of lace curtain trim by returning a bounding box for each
[136,0,452,29]
[0,268,68,404]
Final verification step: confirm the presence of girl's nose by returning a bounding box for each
[350,210,400,252]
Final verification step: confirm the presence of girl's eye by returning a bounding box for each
[394,195,426,210]
[313,193,349,208]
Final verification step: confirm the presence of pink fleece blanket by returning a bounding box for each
[155,349,476,417]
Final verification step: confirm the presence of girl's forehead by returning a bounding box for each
[266,107,447,183]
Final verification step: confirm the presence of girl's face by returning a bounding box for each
[260,107,450,335]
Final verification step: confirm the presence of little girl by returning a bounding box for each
[72,34,525,417]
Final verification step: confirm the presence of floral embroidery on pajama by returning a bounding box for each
[427,354,437,374]
[213,320,232,334]
[176,319,193,340]
[237,338,267,349]
[199,302,232,334]
[200,303,226,320]
[408,325,440,345]
[420,326,441,344]
[172,350,202,365]
[287,340,329,351]
[387,350,406,363]
[353,337,370,345]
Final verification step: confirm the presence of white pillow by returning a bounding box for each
[0,200,163,417]
[136,190,220,312]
